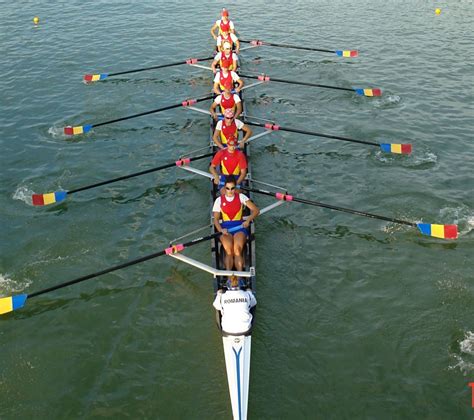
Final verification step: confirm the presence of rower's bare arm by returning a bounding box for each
[236,168,247,186]
[213,82,221,95]
[240,125,253,144]
[211,60,218,74]
[234,101,242,119]
[214,211,228,234]
[235,39,240,53]
[213,129,224,149]
[209,165,220,184]
[210,24,218,40]
[243,200,260,227]
[210,101,218,119]
[235,78,244,92]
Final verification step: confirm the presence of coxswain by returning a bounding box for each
[211,42,238,73]
[213,275,257,335]
[213,108,252,149]
[210,80,242,120]
[210,8,235,40]
[212,61,243,95]
[216,28,240,53]
[212,176,260,271]
[209,136,248,189]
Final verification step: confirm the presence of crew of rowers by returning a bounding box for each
[209,9,257,334]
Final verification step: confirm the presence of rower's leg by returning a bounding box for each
[220,235,235,270]
[233,232,247,271]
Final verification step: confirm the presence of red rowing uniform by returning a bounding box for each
[215,92,241,114]
[221,193,244,221]
[211,148,247,175]
[216,118,244,144]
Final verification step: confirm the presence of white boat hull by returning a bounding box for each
[222,335,252,420]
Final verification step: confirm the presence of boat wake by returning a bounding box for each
[0,273,31,296]
[12,185,34,206]
[374,149,437,169]
[449,331,474,375]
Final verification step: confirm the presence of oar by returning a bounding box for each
[0,225,243,316]
[244,120,411,154]
[240,39,358,57]
[242,186,458,240]
[63,94,214,136]
[83,55,215,83]
[239,73,381,97]
[31,152,213,206]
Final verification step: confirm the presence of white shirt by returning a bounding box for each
[215,19,235,31]
[214,51,238,63]
[213,71,241,84]
[212,193,249,213]
[213,289,257,334]
[215,118,244,131]
[214,93,241,105]
[216,33,239,47]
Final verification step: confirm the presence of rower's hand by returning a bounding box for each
[238,140,245,149]
[242,220,250,228]
[221,228,229,236]
[213,175,220,185]
[211,113,217,120]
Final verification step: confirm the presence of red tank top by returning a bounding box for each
[220,20,231,33]
[220,53,234,70]
[221,193,243,221]
[220,93,236,113]
[220,120,238,144]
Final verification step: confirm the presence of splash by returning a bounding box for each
[0,273,31,296]
[48,126,67,139]
[440,206,474,237]
[12,185,34,206]
[449,331,474,375]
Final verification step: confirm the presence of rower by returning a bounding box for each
[211,42,239,73]
[210,8,235,40]
[216,28,240,54]
[213,275,257,335]
[209,136,247,189]
[210,80,242,120]
[212,176,259,271]
[213,108,252,150]
[212,61,243,95]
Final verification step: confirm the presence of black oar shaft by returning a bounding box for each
[240,73,353,92]
[108,56,214,77]
[28,232,222,299]
[244,187,416,228]
[68,152,213,195]
[245,120,379,147]
[93,94,213,128]
[240,39,334,54]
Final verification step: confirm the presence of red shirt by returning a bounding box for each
[211,148,247,175]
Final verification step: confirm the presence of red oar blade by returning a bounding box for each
[335,50,359,57]
[32,191,68,206]
[63,124,93,136]
[0,294,28,315]
[417,223,458,239]
[354,88,382,97]
[380,143,412,154]
[83,73,108,83]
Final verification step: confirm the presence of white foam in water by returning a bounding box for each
[440,206,474,237]
[12,185,34,206]
[449,331,474,375]
[411,152,437,166]
[48,126,67,139]
[0,273,31,296]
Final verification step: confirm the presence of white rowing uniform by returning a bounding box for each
[213,289,257,335]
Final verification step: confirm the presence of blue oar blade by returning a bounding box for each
[0,294,28,315]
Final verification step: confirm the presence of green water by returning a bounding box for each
[1,1,473,418]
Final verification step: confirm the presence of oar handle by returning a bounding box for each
[244,120,380,147]
[68,152,213,195]
[242,186,417,228]
[239,73,353,92]
[108,56,214,77]
[28,231,223,299]
[93,94,214,128]
[239,39,335,54]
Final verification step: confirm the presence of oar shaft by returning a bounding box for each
[245,120,380,147]
[243,187,416,227]
[93,94,214,128]
[28,231,222,299]
[240,73,353,92]
[240,39,334,53]
[68,152,213,194]
[108,56,214,77]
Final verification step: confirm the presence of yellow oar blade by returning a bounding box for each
[0,294,28,315]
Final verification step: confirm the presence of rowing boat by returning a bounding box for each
[210,84,255,420]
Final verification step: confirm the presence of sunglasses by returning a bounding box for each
[225,186,236,191]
